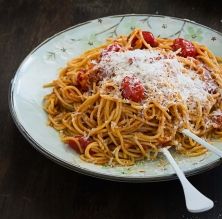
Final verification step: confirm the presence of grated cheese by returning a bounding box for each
[95,49,214,107]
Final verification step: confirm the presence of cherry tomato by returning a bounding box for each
[172,38,197,58]
[68,136,91,154]
[131,36,138,47]
[121,76,145,102]
[131,31,158,48]
[142,31,158,47]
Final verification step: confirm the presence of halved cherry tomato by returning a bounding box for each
[142,31,158,47]
[131,31,158,48]
[131,36,137,47]
[172,38,197,58]
[121,76,145,102]
[68,136,91,154]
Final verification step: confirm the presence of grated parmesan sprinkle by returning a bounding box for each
[95,49,214,107]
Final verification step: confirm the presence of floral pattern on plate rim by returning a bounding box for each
[43,15,220,63]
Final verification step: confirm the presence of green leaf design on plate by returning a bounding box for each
[84,33,103,47]
[46,51,56,60]
[184,26,203,42]
[121,17,147,34]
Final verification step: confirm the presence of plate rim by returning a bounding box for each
[9,13,222,182]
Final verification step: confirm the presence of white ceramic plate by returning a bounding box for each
[9,14,222,182]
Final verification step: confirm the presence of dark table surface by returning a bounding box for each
[1,0,222,218]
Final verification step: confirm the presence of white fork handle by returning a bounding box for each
[161,148,214,213]
[182,129,222,157]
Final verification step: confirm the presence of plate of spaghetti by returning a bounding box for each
[10,14,222,182]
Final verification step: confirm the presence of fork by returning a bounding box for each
[161,147,214,213]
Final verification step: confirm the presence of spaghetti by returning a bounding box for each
[43,29,222,166]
